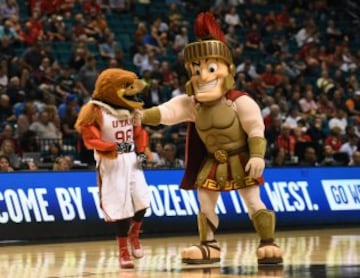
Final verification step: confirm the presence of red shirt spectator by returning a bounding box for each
[261,64,282,89]
[324,127,343,151]
[41,0,62,15]
[82,0,101,15]
[275,6,290,27]
[245,23,264,51]
[276,124,296,157]
[22,21,42,45]
[293,127,312,143]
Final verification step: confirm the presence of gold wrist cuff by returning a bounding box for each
[248,137,267,158]
[142,107,161,126]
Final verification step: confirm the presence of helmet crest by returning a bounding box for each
[194,12,225,43]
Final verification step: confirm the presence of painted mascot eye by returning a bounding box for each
[194,65,201,75]
[208,63,218,73]
[125,82,133,89]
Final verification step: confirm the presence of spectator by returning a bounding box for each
[60,101,79,143]
[293,126,312,143]
[55,66,77,99]
[298,146,318,166]
[143,79,166,108]
[45,14,67,41]
[68,45,88,72]
[53,156,72,170]
[316,92,336,119]
[268,147,287,167]
[284,107,302,129]
[20,157,39,171]
[236,59,258,81]
[29,110,62,139]
[0,94,16,123]
[172,26,188,53]
[89,13,108,37]
[0,123,19,151]
[0,154,14,172]
[261,64,282,93]
[328,108,348,135]
[339,135,358,161]
[316,70,335,95]
[132,44,148,73]
[156,142,184,169]
[171,51,187,78]
[139,50,159,76]
[0,138,21,169]
[72,13,98,42]
[307,116,327,144]
[320,145,337,166]
[225,25,242,51]
[295,19,319,47]
[324,126,343,152]
[345,90,360,121]
[82,0,101,16]
[99,31,122,60]
[275,123,296,160]
[0,19,20,45]
[20,42,45,87]
[16,101,39,139]
[42,141,62,163]
[326,19,342,41]
[76,55,98,97]
[6,76,25,105]
[170,76,186,98]
[298,88,318,118]
[24,8,45,45]
[224,6,243,28]
[264,104,281,131]
[349,151,360,166]
[0,0,19,20]
[244,23,264,51]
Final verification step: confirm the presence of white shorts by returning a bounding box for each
[96,151,150,221]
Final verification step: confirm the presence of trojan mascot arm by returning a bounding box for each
[75,68,148,159]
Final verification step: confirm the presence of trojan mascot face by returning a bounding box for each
[184,13,236,103]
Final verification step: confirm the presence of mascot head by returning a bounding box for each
[92,68,146,110]
[183,12,236,103]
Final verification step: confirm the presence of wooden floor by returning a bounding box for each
[1,227,359,278]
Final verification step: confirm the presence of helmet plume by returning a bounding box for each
[194,12,225,43]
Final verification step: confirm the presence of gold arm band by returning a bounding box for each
[248,136,267,158]
[142,107,161,126]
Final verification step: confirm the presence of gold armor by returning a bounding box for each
[195,98,261,190]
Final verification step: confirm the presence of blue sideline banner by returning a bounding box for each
[0,167,359,241]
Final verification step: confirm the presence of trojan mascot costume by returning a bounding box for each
[139,12,283,265]
[75,68,150,269]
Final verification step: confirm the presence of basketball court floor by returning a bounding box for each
[1,227,359,278]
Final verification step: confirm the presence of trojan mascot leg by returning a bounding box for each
[181,212,221,264]
[252,209,283,264]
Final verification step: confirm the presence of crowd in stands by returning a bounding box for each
[0,0,359,172]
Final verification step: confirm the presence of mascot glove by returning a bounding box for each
[245,157,265,179]
[137,153,147,169]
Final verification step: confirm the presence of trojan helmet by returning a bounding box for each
[184,12,235,95]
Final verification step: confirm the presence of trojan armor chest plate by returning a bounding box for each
[195,100,246,153]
